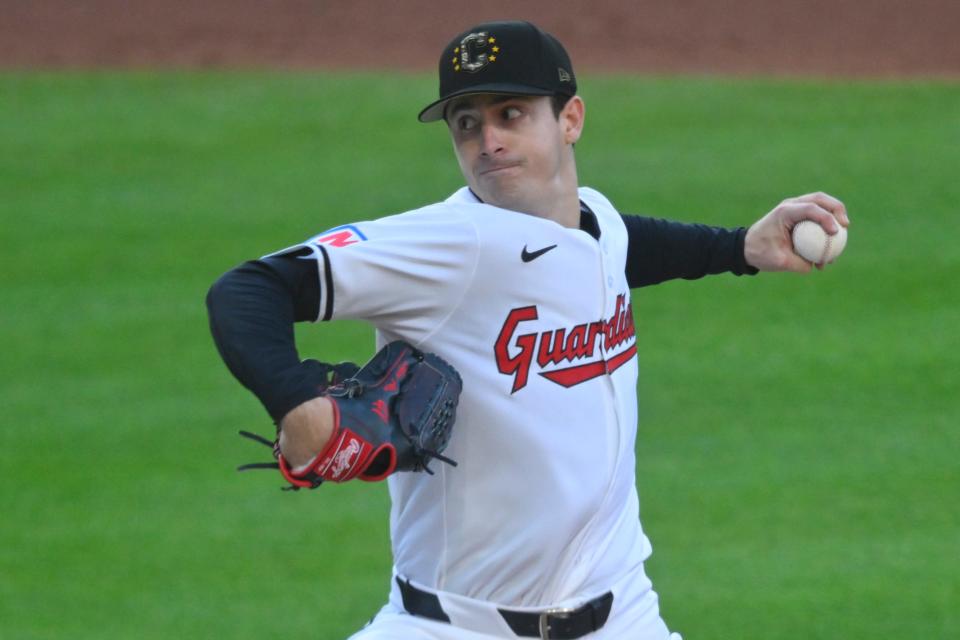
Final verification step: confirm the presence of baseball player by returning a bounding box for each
[207,20,849,640]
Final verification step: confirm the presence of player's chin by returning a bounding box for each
[475,183,526,211]
[476,171,525,197]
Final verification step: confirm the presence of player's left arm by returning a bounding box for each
[206,253,343,470]
[206,251,328,423]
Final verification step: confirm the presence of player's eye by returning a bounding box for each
[458,115,478,132]
[503,106,522,120]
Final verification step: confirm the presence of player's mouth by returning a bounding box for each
[479,162,523,177]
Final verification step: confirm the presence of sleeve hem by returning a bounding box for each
[735,227,760,276]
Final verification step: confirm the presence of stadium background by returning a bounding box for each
[2,2,958,639]
[4,0,960,74]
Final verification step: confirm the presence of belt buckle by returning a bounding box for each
[538,606,577,639]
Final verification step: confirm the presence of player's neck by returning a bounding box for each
[536,189,582,229]
[484,189,581,228]
[540,154,581,228]
[531,167,581,228]
[478,167,581,228]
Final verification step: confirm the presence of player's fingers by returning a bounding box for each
[782,202,842,234]
[783,252,814,273]
[786,192,849,226]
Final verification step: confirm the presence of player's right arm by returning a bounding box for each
[621,215,758,287]
[743,192,849,272]
[620,191,847,286]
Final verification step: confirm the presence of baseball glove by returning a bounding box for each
[238,341,461,490]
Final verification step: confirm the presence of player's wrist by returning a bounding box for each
[736,226,761,274]
[278,396,336,468]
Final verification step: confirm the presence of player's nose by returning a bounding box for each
[479,123,506,156]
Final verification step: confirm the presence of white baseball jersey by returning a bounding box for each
[276,186,651,607]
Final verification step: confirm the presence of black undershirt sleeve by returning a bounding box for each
[620,214,759,288]
[206,251,323,423]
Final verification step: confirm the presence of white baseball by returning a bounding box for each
[791,219,848,264]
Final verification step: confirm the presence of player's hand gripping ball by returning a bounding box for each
[791,218,848,264]
[238,341,462,490]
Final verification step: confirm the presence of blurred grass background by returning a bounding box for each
[1,72,957,639]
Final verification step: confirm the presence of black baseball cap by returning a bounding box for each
[418,20,577,123]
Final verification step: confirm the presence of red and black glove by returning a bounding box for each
[238,341,461,489]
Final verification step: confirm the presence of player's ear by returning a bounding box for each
[560,96,585,145]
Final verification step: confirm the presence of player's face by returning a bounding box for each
[445,94,584,217]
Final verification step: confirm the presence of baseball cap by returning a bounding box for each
[418,20,577,123]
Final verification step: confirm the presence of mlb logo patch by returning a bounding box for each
[311,225,368,248]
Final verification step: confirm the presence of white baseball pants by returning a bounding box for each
[348,562,682,639]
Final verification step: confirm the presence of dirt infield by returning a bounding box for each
[3,0,958,76]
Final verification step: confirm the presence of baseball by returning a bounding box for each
[791,219,848,264]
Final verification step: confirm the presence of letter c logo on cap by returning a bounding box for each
[455,31,499,73]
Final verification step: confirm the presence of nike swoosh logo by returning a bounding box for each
[521,244,558,262]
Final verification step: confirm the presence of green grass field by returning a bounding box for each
[2,72,957,639]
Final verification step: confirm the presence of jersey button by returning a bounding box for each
[607,275,614,287]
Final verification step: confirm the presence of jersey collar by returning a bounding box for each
[446,187,601,240]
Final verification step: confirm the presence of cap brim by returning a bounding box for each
[418,83,555,123]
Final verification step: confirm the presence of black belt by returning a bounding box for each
[396,576,614,639]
